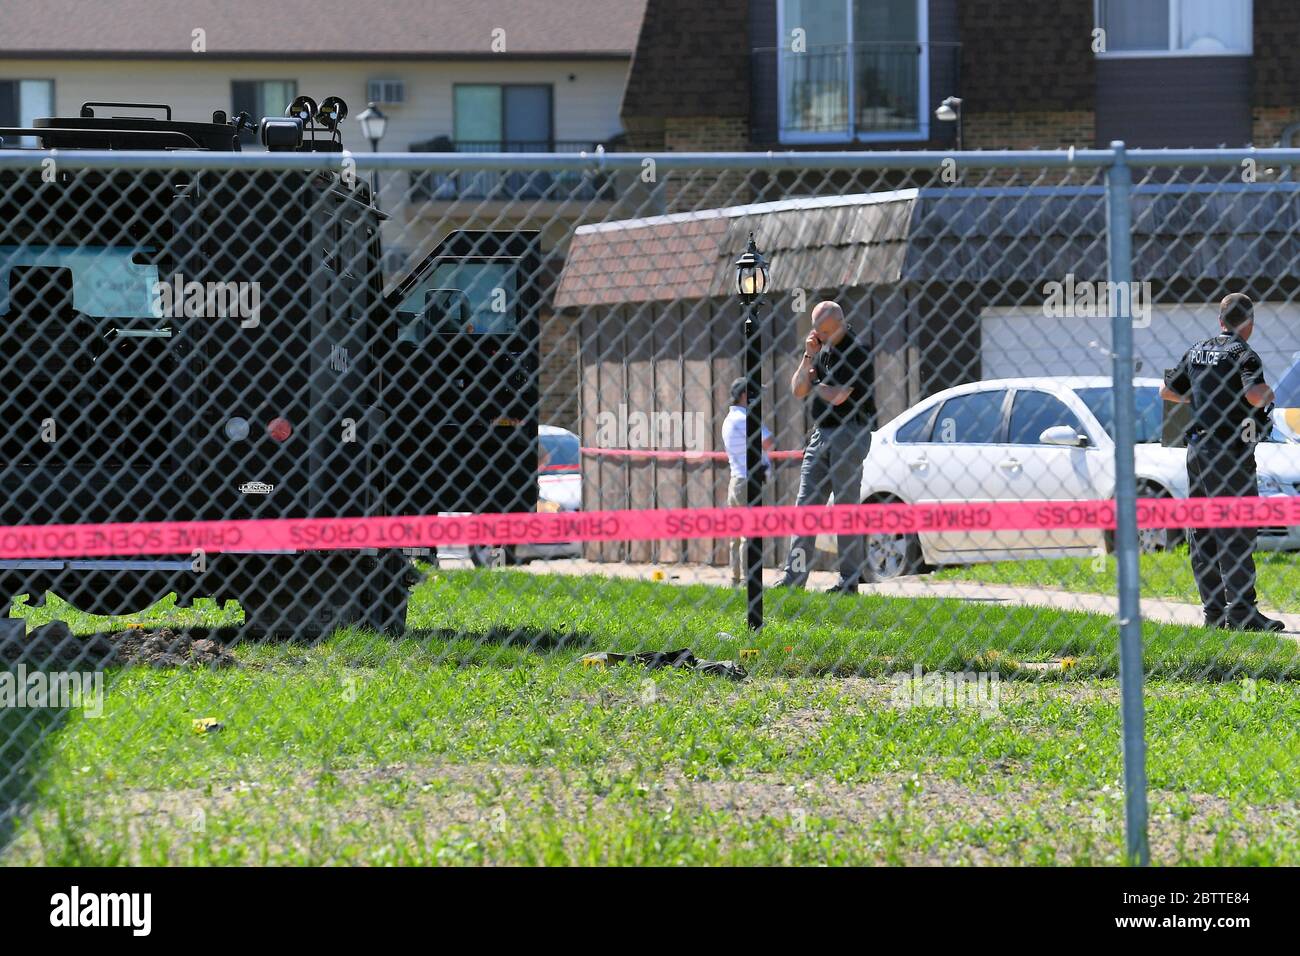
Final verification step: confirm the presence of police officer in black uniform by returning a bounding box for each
[1161,293,1284,632]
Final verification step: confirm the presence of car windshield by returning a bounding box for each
[1274,353,1300,408]
[540,432,579,472]
[1075,386,1165,444]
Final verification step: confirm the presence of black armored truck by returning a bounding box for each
[0,98,540,636]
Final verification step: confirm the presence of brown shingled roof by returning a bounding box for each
[554,193,918,309]
[0,0,646,58]
[557,185,1300,311]
[558,216,731,307]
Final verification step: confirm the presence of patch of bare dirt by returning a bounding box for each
[11,760,1296,866]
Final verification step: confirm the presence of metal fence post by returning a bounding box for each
[736,234,768,630]
[744,298,763,631]
[1105,140,1150,866]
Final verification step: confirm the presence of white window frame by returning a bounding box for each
[776,0,930,145]
[1094,0,1253,59]
[367,78,405,105]
[0,78,55,147]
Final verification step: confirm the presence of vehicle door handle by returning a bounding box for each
[907,457,928,470]
[998,458,1022,471]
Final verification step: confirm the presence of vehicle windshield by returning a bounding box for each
[394,259,518,338]
[540,431,580,473]
[0,244,162,319]
[1274,353,1300,408]
[1075,385,1165,444]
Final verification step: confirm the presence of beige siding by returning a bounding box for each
[0,57,629,149]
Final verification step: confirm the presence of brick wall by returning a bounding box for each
[664,116,749,151]
[539,307,579,432]
[1254,0,1300,112]
[620,118,665,152]
[1181,0,1300,149]
[1253,106,1300,148]
[958,1,1095,113]
[661,116,752,211]
[951,110,1099,188]
[965,110,1096,150]
[621,0,749,119]
[619,0,750,197]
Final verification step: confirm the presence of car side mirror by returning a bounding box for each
[1040,424,1089,447]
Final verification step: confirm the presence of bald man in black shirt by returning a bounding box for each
[1162,293,1284,632]
[775,300,875,593]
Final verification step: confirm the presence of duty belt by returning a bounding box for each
[817,417,871,428]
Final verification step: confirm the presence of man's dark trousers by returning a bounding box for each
[780,424,871,586]
[1186,435,1258,620]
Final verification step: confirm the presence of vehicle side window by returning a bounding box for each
[932,391,1007,444]
[894,406,934,443]
[394,261,516,338]
[0,246,161,320]
[1008,391,1084,445]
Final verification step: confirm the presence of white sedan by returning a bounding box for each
[859,376,1300,579]
[443,424,583,566]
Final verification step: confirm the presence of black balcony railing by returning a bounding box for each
[408,139,614,202]
[751,41,961,144]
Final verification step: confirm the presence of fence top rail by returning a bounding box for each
[0,145,1297,173]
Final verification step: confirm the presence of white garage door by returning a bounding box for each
[980,303,1300,385]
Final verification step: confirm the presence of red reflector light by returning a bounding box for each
[268,417,292,442]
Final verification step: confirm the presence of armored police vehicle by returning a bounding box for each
[0,98,539,635]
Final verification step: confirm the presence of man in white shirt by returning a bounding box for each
[722,378,774,586]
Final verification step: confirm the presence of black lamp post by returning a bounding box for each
[935,96,963,152]
[735,233,769,631]
[356,101,388,203]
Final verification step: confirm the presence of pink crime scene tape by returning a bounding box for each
[0,496,1295,559]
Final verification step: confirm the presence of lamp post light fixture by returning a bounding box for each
[356,101,388,202]
[935,95,963,152]
[734,232,770,631]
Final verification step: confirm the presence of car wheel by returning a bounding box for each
[1107,483,1183,554]
[862,530,926,581]
[1137,524,1169,554]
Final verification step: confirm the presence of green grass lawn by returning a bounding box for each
[933,547,1300,614]
[3,568,1298,865]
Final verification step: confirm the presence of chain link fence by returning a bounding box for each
[0,142,1297,865]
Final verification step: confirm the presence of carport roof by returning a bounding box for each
[554,183,1300,309]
